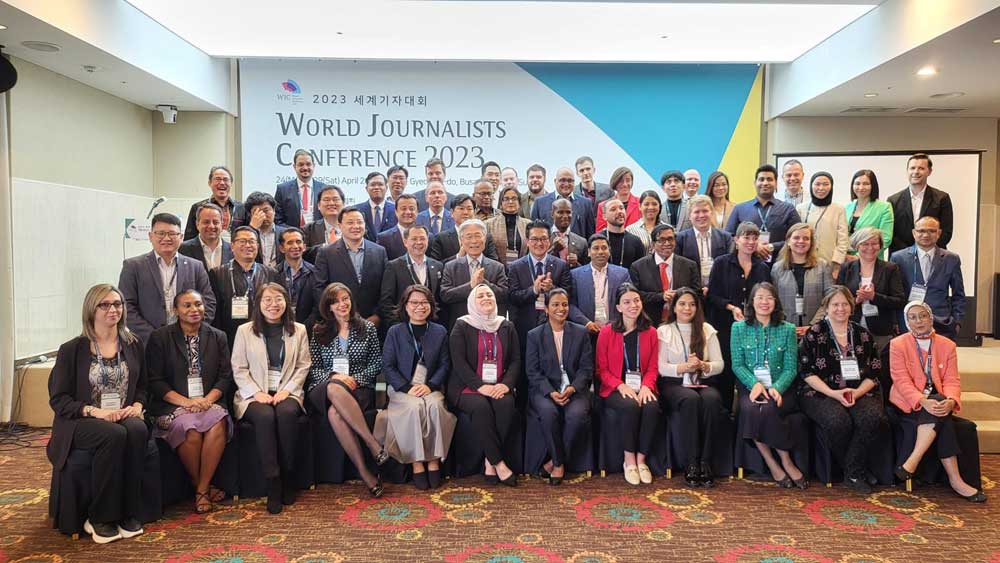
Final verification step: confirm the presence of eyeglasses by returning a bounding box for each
[261,296,286,305]
[407,300,430,307]
[501,196,520,203]
[233,239,258,246]
[654,237,675,244]
[152,231,182,239]
[906,311,931,321]
[528,236,550,243]
[556,178,575,183]
[96,301,124,311]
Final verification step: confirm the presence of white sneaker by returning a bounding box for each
[83,519,122,544]
[117,517,144,539]
[623,463,641,485]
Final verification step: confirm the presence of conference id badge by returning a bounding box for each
[595,301,608,324]
[187,377,204,398]
[332,355,350,376]
[625,370,642,392]
[412,361,428,386]
[683,371,706,388]
[795,296,805,316]
[535,294,546,311]
[267,369,281,393]
[232,296,249,319]
[840,358,861,381]
[862,302,879,317]
[753,367,773,388]
[909,284,927,303]
[482,362,498,384]
[758,231,770,246]
[100,392,121,411]
[559,368,571,393]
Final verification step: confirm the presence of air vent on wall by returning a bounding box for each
[904,107,966,114]
[840,106,901,114]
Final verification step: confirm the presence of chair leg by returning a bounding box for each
[233,494,240,506]
[737,467,744,480]
[826,482,832,488]
[600,469,606,478]
[71,533,79,541]
[905,478,912,492]
[586,470,592,478]
[666,468,672,479]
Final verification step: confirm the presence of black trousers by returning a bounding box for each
[658,379,727,466]
[604,392,660,456]
[799,391,887,478]
[530,391,590,467]
[714,324,737,412]
[898,409,961,459]
[242,398,301,479]
[455,393,516,466]
[71,417,147,524]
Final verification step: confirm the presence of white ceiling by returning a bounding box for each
[124,0,878,63]
[780,6,1000,117]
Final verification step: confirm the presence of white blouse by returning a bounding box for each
[656,321,724,379]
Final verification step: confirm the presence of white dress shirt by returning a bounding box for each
[156,253,178,322]
[200,236,223,270]
[910,186,925,223]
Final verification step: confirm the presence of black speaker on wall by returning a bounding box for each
[0,49,18,93]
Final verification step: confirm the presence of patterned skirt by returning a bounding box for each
[153,404,233,449]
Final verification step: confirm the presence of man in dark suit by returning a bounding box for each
[119,213,216,342]
[209,226,284,348]
[569,234,631,335]
[313,207,388,326]
[275,149,327,227]
[183,165,244,241]
[531,167,596,238]
[354,171,397,243]
[428,194,499,264]
[508,220,573,353]
[415,181,455,237]
[629,224,702,323]
[887,153,954,253]
[674,195,733,286]
[889,216,965,339]
[548,198,589,268]
[245,191,287,269]
[276,227,316,325]
[439,219,508,326]
[574,156,613,210]
[412,158,456,212]
[376,193,418,261]
[379,224,444,329]
[179,202,234,273]
[302,185,345,263]
[387,164,409,205]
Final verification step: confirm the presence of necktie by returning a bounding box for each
[374,205,382,232]
[659,261,671,321]
[535,260,544,278]
[922,253,932,282]
[431,215,440,235]
[469,259,479,279]
[300,184,309,227]
[328,228,339,244]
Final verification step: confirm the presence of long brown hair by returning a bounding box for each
[313,283,366,345]
[81,283,137,344]
[665,287,706,358]
[611,283,653,333]
[251,283,295,336]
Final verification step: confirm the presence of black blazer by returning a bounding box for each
[525,321,593,396]
[427,227,499,264]
[183,197,245,241]
[629,254,703,322]
[383,321,450,392]
[178,237,234,272]
[275,179,326,227]
[312,239,388,319]
[705,253,771,331]
[446,319,520,405]
[837,258,907,336]
[439,255,509,326]
[887,185,953,253]
[378,254,444,328]
[145,322,233,416]
[47,336,146,471]
[208,261,285,348]
[376,226,407,261]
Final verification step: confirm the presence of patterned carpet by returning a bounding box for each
[2,432,1000,563]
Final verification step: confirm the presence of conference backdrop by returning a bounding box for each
[239,60,763,204]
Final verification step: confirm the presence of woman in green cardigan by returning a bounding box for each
[731,282,807,489]
[844,170,893,260]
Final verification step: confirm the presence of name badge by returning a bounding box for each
[332,355,350,376]
[412,361,428,386]
[758,231,770,246]
[625,370,642,392]
[909,284,927,303]
[232,296,250,319]
[535,294,546,311]
[862,302,878,317]
[753,367,772,388]
[188,377,204,398]
[840,358,861,381]
[482,361,498,384]
[795,296,805,316]
[559,368,571,393]
[595,301,608,324]
[267,369,281,393]
[923,386,933,397]
[100,392,121,411]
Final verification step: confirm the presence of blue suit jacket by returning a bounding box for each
[674,227,733,265]
[376,226,407,261]
[526,321,594,396]
[274,179,326,226]
[412,188,456,213]
[530,193,596,239]
[354,200,398,242]
[508,254,573,342]
[890,246,966,327]
[382,321,450,392]
[569,263,629,325]
[415,209,455,237]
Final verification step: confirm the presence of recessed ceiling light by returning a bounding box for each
[660,35,669,39]
[993,37,1000,44]
[0,25,8,31]
[336,31,343,35]
[864,93,878,98]
[82,65,103,73]
[916,65,938,77]
[930,92,965,99]
[21,40,60,52]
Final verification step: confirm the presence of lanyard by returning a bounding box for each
[229,261,258,298]
[805,203,828,237]
[594,268,608,302]
[914,334,934,391]
[605,230,626,265]
[185,335,204,375]
[284,263,301,299]
[755,203,772,232]
[93,339,122,387]
[912,245,934,282]
[826,319,854,360]
[479,330,498,362]
[163,260,178,293]
[408,323,424,362]
[674,324,689,362]
[623,332,641,372]
[405,254,425,285]
[754,325,771,368]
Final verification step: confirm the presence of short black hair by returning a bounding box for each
[317,184,345,202]
[339,207,364,223]
[244,191,277,214]
[451,194,474,210]
[588,232,609,248]
[279,227,304,245]
[660,170,684,185]
[754,164,778,180]
[526,220,551,236]
[481,161,501,174]
[908,153,933,169]
[365,171,386,185]
[387,165,409,179]
[151,212,181,229]
[650,223,675,241]
[395,193,418,206]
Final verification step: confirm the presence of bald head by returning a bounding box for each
[555,167,576,197]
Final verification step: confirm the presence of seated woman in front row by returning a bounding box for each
[307,283,387,498]
[526,288,594,486]
[889,301,986,503]
[449,284,521,486]
[231,283,311,515]
[147,289,233,513]
[731,282,807,489]
[657,287,725,488]
[798,285,887,494]
[596,283,660,486]
[379,285,456,490]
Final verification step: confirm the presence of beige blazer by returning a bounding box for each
[485,214,529,266]
[797,201,849,266]
[231,322,312,419]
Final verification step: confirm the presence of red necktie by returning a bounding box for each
[300,184,309,227]
[659,262,671,321]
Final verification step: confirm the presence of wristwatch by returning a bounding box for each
[84,405,93,417]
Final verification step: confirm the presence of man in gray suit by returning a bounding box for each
[119,213,216,342]
[574,156,612,209]
[439,219,508,328]
[548,198,588,268]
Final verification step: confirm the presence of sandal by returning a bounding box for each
[194,492,213,514]
[209,487,226,503]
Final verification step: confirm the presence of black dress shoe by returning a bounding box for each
[413,471,430,490]
[700,461,715,488]
[956,488,987,503]
[536,467,551,480]
[282,479,297,505]
[775,476,794,489]
[684,462,701,487]
[548,474,563,486]
[427,469,442,489]
[894,465,914,482]
[846,475,873,495]
[863,469,878,487]
[499,472,518,487]
[266,478,283,514]
[484,474,500,485]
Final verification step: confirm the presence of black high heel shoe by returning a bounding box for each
[375,448,390,466]
[368,477,384,498]
[499,472,518,487]
[956,488,987,503]
[894,465,914,491]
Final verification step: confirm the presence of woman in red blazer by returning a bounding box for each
[596,283,660,485]
[889,301,985,502]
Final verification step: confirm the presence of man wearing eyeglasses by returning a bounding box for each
[628,224,702,323]
[508,220,573,353]
[182,165,244,241]
[530,167,596,238]
[119,212,216,342]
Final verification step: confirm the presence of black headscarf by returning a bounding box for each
[810,171,834,207]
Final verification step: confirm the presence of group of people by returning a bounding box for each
[48,151,982,546]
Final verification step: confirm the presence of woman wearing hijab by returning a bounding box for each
[448,284,521,486]
[889,301,986,502]
[796,171,849,280]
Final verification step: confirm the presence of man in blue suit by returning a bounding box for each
[569,233,630,336]
[354,171,397,243]
[376,194,419,260]
[674,195,734,287]
[412,158,456,212]
[415,181,455,238]
[275,149,327,227]
[890,216,966,340]
[531,167,596,239]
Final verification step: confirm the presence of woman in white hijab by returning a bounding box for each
[888,301,986,502]
[447,284,521,486]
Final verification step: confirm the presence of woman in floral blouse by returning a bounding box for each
[798,285,888,494]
